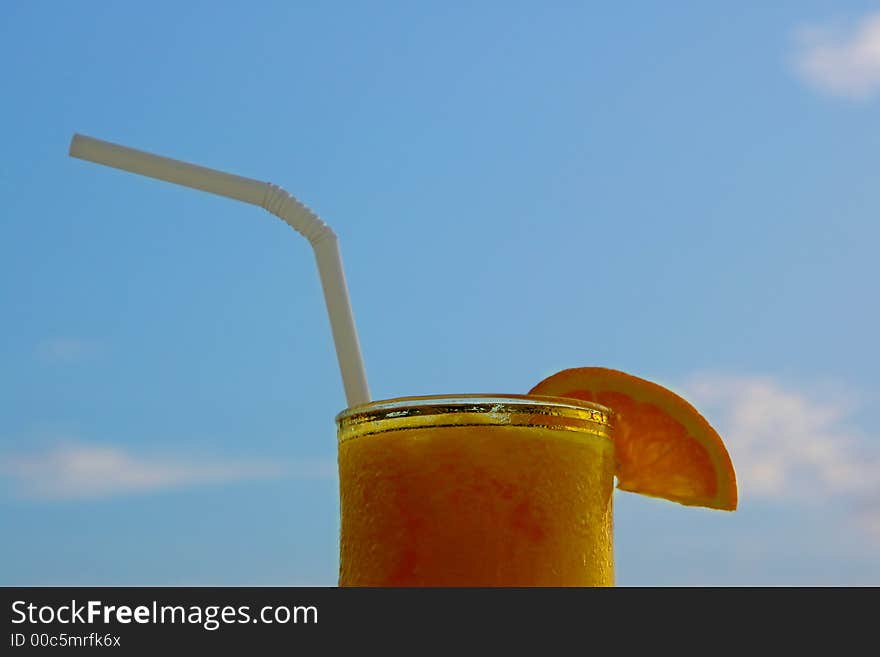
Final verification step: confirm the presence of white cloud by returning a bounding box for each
[793,13,880,99]
[853,505,880,543]
[0,443,332,500]
[682,373,879,537]
[35,338,100,363]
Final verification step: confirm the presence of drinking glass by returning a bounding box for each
[336,394,614,586]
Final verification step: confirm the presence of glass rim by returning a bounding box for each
[336,393,613,429]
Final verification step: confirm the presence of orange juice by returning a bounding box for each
[336,395,614,586]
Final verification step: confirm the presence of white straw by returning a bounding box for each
[69,133,371,407]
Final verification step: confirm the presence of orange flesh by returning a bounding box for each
[529,368,738,511]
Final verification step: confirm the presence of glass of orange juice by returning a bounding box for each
[336,394,614,586]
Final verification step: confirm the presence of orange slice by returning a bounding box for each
[529,367,737,510]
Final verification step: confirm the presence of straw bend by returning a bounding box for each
[261,183,335,245]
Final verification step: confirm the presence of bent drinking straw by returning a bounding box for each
[68,133,371,408]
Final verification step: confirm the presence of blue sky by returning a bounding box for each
[1,1,878,586]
